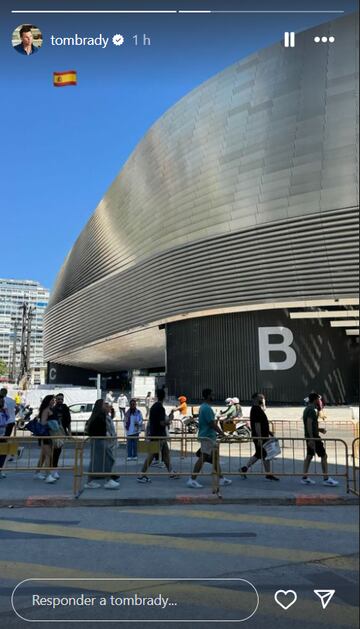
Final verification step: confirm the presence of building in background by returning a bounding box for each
[0,278,49,385]
[44,14,359,403]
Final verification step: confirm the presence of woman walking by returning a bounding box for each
[125,399,143,460]
[34,394,57,484]
[85,399,119,489]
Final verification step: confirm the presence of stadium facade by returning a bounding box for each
[44,14,359,403]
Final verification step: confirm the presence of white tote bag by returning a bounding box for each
[264,438,281,460]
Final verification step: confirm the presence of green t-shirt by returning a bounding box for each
[198,402,217,441]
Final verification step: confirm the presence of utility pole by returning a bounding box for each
[89,373,102,399]
[10,316,18,382]
[25,306,35,384]
[17,302,36,385]
[18,303,28,382]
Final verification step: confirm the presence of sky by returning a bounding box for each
[1,0,357,291]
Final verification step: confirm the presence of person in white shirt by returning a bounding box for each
[117,393,128,421]
[144,392,153,419]
[0,388,16,436]
[105,391,115,404]
[124,399,143,460]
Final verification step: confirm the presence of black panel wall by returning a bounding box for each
[166,311,359,404]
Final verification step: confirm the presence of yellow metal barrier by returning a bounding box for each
[0,435,353,497]
[350,437,359,496]
[0,436,82,497]
[77,435,220,496]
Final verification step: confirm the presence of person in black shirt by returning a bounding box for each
[52,393,71,435]
[51,393,71,477]
[301,392,338,486]
[240,393,279,481]
[137,389,178,483]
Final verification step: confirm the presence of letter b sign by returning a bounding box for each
[258,327,297,370]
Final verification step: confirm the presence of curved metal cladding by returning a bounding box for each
[45,14,359,371]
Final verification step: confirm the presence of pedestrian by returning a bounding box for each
[34,394,58,484]
[301,392,338,486]
[0,396,9,478]
[137,389,178,483]
[105,390,115,404]
[118,391,128,421]
[240,393,279,481]
[125,399,143,460]
[144,391,152,419]
[51,392,71,478]
[187,388,232,488]
[0,388,16,439]
[105,402,120,482]
[85,399,119,490]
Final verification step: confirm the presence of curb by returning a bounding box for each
[0,493,358,508]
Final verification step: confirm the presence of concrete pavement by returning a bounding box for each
[0,442,356,507]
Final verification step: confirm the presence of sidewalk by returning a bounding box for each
[0,447,357,507]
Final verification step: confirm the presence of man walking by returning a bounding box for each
[302,392,338,486]
[51,393,72,479]
[118,392,128,421]
[0,388,19,475]
[0,388,16,438]
[240,393,279,481]
[187,388,232,489]
[137,389,177,483]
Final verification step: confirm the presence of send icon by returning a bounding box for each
[314,590,335,610]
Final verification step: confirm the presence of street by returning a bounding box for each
[0,504,358,628]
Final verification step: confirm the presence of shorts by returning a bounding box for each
[306,440,326,458]
[196,439,216,463]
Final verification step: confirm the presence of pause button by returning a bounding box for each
[284,32,295,47]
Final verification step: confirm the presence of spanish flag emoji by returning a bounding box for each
[53,70,77,87]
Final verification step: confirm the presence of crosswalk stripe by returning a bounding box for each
[0,519,332,564]
[119,507,358,532]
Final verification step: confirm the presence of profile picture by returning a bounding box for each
[12,24,43,55]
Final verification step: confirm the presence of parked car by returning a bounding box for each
[69,402,95,434]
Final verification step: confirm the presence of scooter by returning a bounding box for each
[16,405,33,430]
[233,418,251,440]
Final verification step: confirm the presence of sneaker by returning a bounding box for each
[104,479,120,490]
[7,457,15,462]
[52,471,60,480]
[186,478,203,488]
[323,477,339,487]
[265,474,280,481]
[137,476,152,483]
[0,472,6,478]
[84,481,101,489]
[150,461,160,467]
[301,477,316,485]
[45,474,57,484]
[219,477,232,486]
[17,447,24,459]
[126,457,133,461]
[132,457,138,461]
[34,472,46,480]
[170,471,180,479]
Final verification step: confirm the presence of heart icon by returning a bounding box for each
[274,590,298,610]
